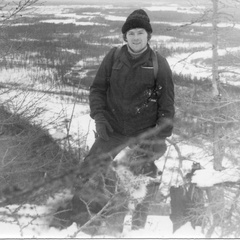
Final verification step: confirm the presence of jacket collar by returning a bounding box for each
[119,44,152,68]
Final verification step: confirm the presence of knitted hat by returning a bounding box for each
[122,9,152,34]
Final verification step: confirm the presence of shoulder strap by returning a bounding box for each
[113,46,121,62]
[152,50,158,80]
[107,46,121,83]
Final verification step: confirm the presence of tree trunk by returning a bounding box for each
[206,1,225,237]
[211,0,224,171]
[211,0,220,98]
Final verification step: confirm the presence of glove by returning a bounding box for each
[151,137,167,159]
[94,113,113,141]
[96,122,113,141]
[156,117,173,138]
[146,126,167,159]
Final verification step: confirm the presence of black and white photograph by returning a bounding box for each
[0,0,240,238]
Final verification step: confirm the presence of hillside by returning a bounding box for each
[0,105,79,202]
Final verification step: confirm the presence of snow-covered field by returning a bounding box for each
[7,3,240,86]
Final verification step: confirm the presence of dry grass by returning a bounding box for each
[0,105,78,203]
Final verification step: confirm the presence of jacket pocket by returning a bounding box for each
[140,66,155,87]
[109,62,123,83]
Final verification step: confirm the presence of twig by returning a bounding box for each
[69,195,117,238]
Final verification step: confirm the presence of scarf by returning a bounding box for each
[127,44,148,59]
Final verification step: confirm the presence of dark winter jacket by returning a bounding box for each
[89,44,175,137]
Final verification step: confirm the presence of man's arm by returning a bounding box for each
[89,48,116,119]
[156,56,175,137]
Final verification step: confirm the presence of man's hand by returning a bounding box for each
[95,121,113,141]
[94,113,113,141]
[156,117,173,138]
[151,138,167,158]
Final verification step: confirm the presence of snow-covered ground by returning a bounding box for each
[167,47,240,86]
[0,203,204,238]
[0,86,239,238]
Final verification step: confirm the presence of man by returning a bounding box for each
[84,9,174,230]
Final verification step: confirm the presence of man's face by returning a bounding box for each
[126,28,148,53]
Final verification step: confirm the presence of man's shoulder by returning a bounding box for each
[153,49,166,62]
[106,45,124,60]
[113,46,122,60]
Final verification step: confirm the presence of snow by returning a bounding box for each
[0,102,236,238]
[104,15,125,21]
[0,203,204,238]
[192,168,240,187]
[152,21,240,30]
[167,48,240,86]
[166,40,211,49]
[40,19,108,26]
[146,6,204,14]
[0,85,221,238]
[150,35,175,43]
[0,2,240,238]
